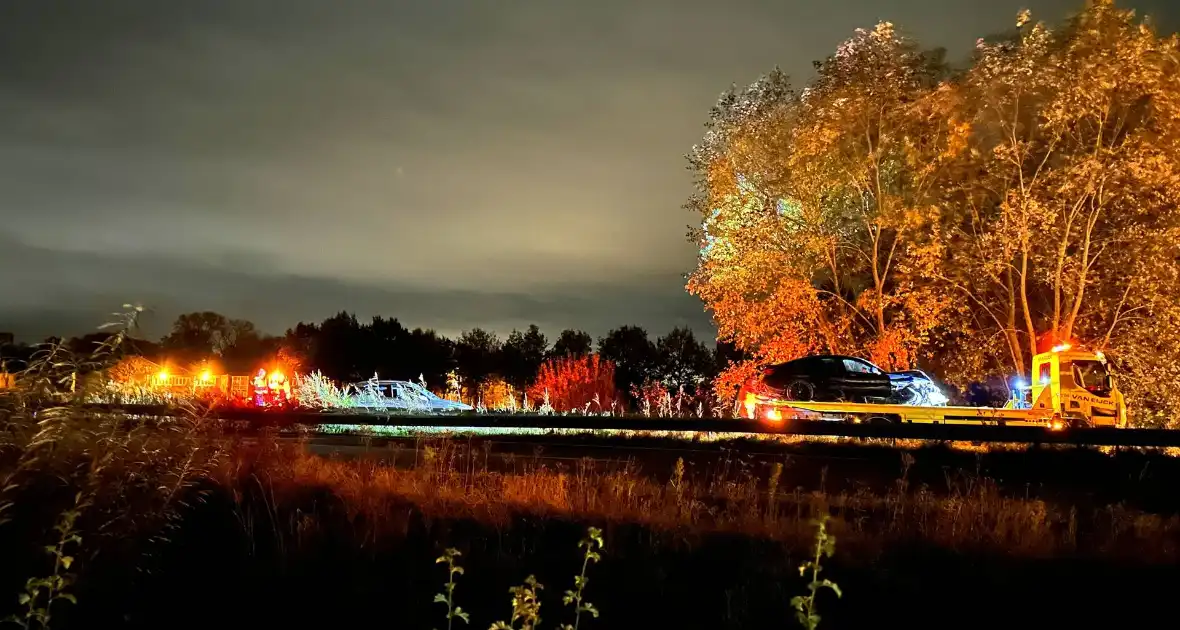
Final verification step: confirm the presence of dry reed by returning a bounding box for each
[219,437,1180,564]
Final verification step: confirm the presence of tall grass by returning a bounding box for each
[2,309,1178,628]
[3,397,1177,627]
[223,437,1179,562]
[0,308,229,629]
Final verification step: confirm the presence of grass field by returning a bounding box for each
[2,402,1179,629]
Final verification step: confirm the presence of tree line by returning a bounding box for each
[1,310,742,407]
[686,0,1180,424]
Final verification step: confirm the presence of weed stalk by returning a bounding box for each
[434,548,470,630]
[790,515,842,630]
[560,527,604,630]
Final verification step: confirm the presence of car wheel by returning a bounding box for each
[786,380,815,401]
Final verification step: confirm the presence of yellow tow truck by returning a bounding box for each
[743,343,1127,429]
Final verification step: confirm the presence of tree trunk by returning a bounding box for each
[1005,267,1026,376]
[1062,202,1101,342]
[870,228,887,335]
[1019,249,1038,360]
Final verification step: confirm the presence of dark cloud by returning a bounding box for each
[1,0,1175,342]
[0,232,709,343]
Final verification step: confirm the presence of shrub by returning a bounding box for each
[105,356,160,386]
[478,376,519,412]
[527,355,617,413]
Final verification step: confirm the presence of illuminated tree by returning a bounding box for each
[527,354,617,413]
[686,22,957,398]
[476,374,519,410]
[935,2,1180,424]
[787,22,954,370]
[687,1,1180,423]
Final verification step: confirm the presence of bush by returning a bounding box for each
[527,355,618,413]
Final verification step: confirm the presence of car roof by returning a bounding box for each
[772,354,879,368]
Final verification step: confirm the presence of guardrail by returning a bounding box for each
[84,404,1180,448]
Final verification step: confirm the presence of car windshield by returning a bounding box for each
[400,382,438,399]
[1072,360,1110,392]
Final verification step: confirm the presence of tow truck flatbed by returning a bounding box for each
[742,344,1125,429]
[763,400,1059,428]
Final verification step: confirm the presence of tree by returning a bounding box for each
[313,312,366,382]
[687,0,1180,423]
[654,327,714,394]
[161,312,233,361]
[785,22,955,369]
[937,1,1180,417]
[123,336,162,361]
[220,319,279,372]
[67,332,111,357]
[403,327,456,392]
[713,340,746,371]
[160,312,273,369]
[686,23,957,390]
[550,329,593,358]
[596,326,657,402]
[455,328,502,391]
[527,354,617,413]
[361,315,410,379]
[500,325,548,390]
[281,322,320,373]
[0,338,34,373]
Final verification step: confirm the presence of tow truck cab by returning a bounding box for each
[1029,346,1127,428]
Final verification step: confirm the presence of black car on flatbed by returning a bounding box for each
[742,355,894,406]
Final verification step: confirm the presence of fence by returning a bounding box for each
[155,374,252,398]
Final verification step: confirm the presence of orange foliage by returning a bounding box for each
[527,354,618,413]
[713,361,763,407]
[275,346,305,374]
[478,376,518,410]
[866,328,916,372]
[107,355,161,384]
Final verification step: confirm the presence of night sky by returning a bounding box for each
[1,0,1176,342]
